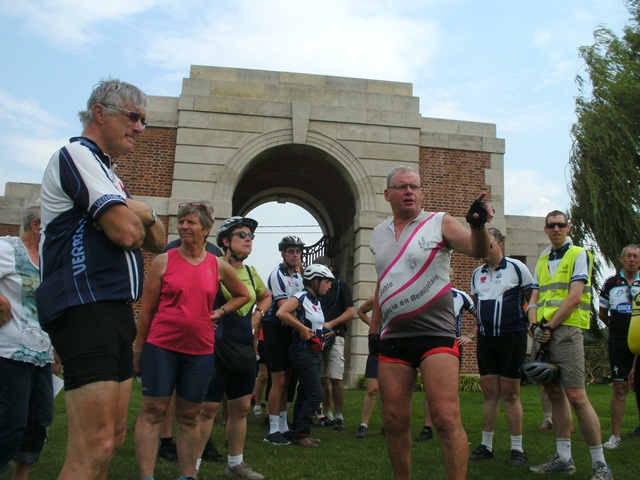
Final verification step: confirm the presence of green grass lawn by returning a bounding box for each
[22,383,639,479]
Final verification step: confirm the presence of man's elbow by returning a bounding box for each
[111,230,145,251]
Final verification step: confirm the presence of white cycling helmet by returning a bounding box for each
[303,264,334,282]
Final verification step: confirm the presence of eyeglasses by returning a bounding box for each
[388,184,422,191]
[103,104,147,129]
[232,231,255,240]
[546,222,568,229]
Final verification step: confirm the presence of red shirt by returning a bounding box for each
[147,249,219,355]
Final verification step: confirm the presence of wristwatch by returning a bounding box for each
[466,333,475,340]
[144,209,157,228]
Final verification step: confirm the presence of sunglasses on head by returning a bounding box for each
[546,222,568,229]
[232,231,255,240]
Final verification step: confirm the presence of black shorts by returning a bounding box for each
[609,337,636,382]
[45,301,136,391]
[476,331,527,379]
[257,339,269,365]
[262,322,292,372]
[364,353,378,379]
[379,335,458,369]
[205,357,256,402]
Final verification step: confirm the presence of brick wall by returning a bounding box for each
[0,224,19,237]
[420,147,491,375]
[115,127,177,198]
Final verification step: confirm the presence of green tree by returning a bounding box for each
[569,0,640,268]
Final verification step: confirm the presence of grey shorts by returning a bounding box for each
[544,324,586,389]
[320,336,345,379]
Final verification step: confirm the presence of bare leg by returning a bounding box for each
[134,395,172,478]
[501,377,523,436]
[226,396,251,456]
[610,381,629,437]
[58,379,132,480]
[10,462,32,480]
[360,378,379,424]
[421,354,468,480]
[175,396,203,478]
[378,362,416,480]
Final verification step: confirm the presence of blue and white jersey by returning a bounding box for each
[292,290,325,337]
[599,272,640,339]
[37,137,144,325]
[471,256,533,336]
[263,263,303,324]
[452,288,475,336]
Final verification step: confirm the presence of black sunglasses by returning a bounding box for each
[232,231,255,240]
[546,222,568,229]
[103,104,147,128]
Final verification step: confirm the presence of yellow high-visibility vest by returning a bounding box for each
[535,246,592,329]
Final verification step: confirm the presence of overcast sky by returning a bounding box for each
[0,0,631,279]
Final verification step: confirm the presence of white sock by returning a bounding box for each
[279,411,289,433]
[325,411,334,420]
[228,454,243,468]
[510,435,523,452]
[481,431,494,450]
[335,413,343,421]
[556,438,572,462]
[360,423,368,428]
[589,445,606,465]
[253,405,261,413]
[269,414,280,434]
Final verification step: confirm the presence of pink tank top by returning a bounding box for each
[146,248,219,355]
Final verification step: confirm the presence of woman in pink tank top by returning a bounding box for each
[132,201,249,480]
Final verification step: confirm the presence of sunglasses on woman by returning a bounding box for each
[232,231,255,240]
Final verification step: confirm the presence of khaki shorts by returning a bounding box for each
[545,325,586,389]
[320,336,345,379]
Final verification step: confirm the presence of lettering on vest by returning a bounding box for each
[71,216,88,276]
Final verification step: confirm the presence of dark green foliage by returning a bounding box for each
[569,0,640,266]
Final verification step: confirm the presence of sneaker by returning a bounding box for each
[529,454,576,474]
[590,461,613,480]
[333,418,346,431]
[603,435,621,450]
[314,408,324,420]
[539,419,553,432]
[263,432,291,445]
[318,416,334,427]
[202,439,225,462]
[224,462,265,480]
[629,424,640,437]
[416,427,433,442]
[158,439,178,462]
[469,444,493,461]
[509,449,528,467]
[355,424,368,439]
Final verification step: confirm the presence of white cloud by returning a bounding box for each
[0,0,161,48]
[505,168,570,216]
[140,0,438,82]
[0,133,66,170]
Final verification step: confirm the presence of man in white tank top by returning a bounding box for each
[369,165,493,480]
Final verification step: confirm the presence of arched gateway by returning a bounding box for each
[0,65,550,385]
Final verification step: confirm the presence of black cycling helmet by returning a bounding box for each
[523,358,560,384]
[216,216,258,247]
[278,235,305,251]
